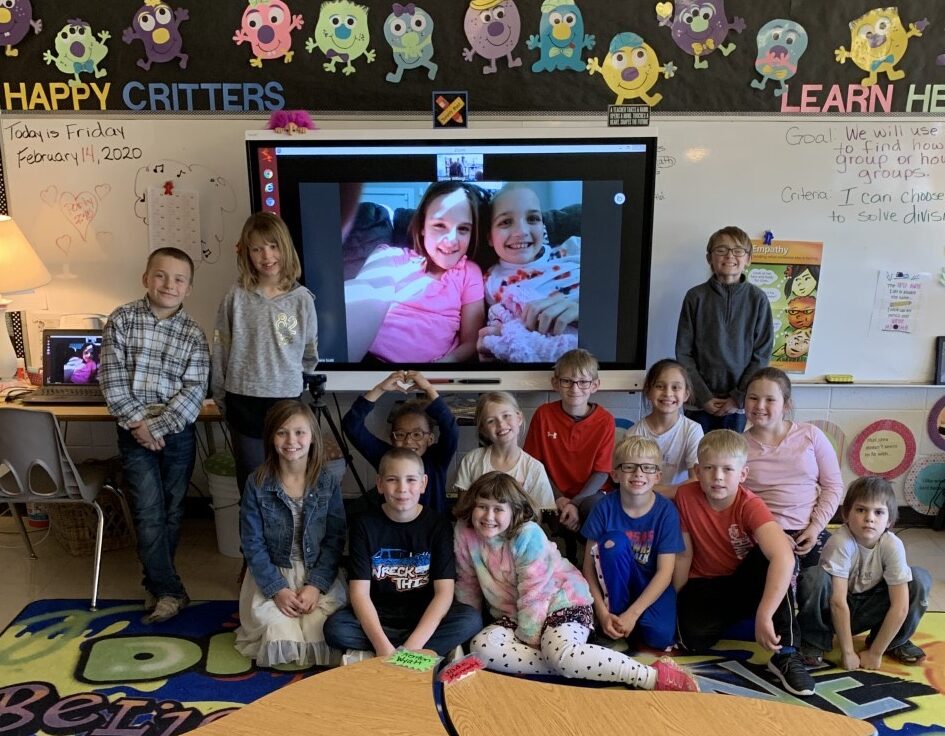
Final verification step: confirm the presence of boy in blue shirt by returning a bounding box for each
[100,247,210,624]
[582,436,683,650]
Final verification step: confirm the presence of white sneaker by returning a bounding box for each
[342,649,374,666]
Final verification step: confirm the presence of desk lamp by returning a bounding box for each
[0,215,51,379]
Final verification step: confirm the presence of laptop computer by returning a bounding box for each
[20,329,107,405]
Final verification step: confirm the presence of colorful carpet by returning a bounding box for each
[0,600,942,736]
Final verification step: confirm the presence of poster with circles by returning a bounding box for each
[927,395,945,452]
[848,420,916,480]
[904,455,945,516]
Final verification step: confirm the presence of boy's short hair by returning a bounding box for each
[378,446,425,477]
[706,225,752,258]
[554,348,599,380]
[613,435,661,466]
[146,247,195,283]
[697,429,748,464]
[389,398,434,433]
[842,476,898,527]
[453,471,537,537]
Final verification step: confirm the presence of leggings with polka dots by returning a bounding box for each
[470,623,655,689]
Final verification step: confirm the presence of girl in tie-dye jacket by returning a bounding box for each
[452,471,698,691]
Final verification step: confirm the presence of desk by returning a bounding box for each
[443,669,876,736]
[190,658,444,736]
[3,400,223,422]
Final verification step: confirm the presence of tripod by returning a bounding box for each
[307,374,369,497]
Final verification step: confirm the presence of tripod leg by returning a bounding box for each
[313,402,369,497]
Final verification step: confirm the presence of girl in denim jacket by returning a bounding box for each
[235,400,347,666]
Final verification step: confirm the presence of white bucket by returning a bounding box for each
[207,466,241,558]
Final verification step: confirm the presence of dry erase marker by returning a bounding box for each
[428,378,500,385]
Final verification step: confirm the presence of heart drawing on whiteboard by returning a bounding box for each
[94,184,111,201]
[40,186,58,206]
[59,191,98,240]
[55,234,72,255]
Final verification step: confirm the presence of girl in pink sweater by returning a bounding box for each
[453,471,698,691]
[744,367,843,568]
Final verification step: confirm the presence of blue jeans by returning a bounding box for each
[117,424,196,599]
[686,409,746,434]
[596,531,677,649]
[323,603,482,656]
[797,565,931,653]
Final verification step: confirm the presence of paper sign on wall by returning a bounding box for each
[872,270,928,334]
[147,187,201,255]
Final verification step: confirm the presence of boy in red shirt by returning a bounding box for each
[524,349,614,532]
[673,430,816,697]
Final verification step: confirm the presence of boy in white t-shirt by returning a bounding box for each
[798,476,931,669]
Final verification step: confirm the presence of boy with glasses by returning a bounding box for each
[581,436,684,651]
[675,226,774,433]
[524,349,615,531]
[342,370,459,514]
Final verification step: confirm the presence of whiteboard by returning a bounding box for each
[3,114,944,384]
[0,115,252,336]
[648,116,945,384]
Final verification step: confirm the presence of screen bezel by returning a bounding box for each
[245,127,656,392]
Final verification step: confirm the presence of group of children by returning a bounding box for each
[98,214,930,701]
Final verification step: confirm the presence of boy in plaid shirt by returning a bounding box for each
[100,247,209,623]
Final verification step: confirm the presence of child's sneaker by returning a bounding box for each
[888,641,926,664]
[653,656,700,692]
[142,595,189,625]
[768,652,816,696]
[799,645,824,668]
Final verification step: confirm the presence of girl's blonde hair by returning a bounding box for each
[475,391,524,442]
[409,181,483,264]
[254,400,324,490]
[453,471,537,538]
[237,212,302,292]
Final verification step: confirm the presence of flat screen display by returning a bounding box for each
[246,128,656,390]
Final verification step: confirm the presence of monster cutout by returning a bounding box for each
[43,19,110,87]
[383,3,437,83]
[587,32,675,107]
[656,0,745,70]
[0,0,42,57]
[463,0,522,75]
[751,19,808,97]
[835,7,928,87]
[306,0,374,75]
[527,0,594,73]
[123,0,189,71]
[234,0,303,68]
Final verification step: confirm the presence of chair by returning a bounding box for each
[0,408,119,610]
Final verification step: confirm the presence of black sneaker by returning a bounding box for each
[768,652,816,696]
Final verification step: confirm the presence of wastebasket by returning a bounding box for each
[205,452,241,558]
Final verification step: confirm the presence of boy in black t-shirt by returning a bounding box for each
[324,448,481,659]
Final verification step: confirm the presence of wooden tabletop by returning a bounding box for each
[0,400,222,422]
[189,658,445,736]
[443,669,876,736]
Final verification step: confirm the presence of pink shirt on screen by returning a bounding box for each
[369,253,484,363]
[744,422,844,533]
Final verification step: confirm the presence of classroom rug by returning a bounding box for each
[0,600,942,736]
[0,599,328,736]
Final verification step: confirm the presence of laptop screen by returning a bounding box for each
[43,330,103,386]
